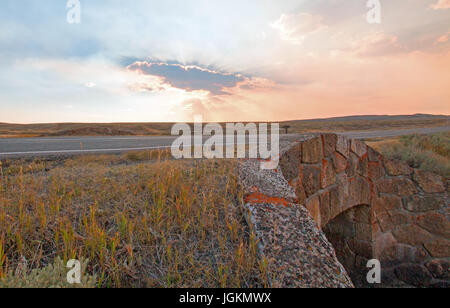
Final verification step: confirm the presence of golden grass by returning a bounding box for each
[0,152,266,287]
[366,133,450,177]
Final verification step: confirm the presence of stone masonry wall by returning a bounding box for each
[279,134,449,287]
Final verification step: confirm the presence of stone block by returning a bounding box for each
[293,177,307,205]
[305,196,321,227]
[301,165,321,197]
[328,186,341,220]
[373,231,397,258]
[424,237,450,258]
[322,134,337,157]
[375,178,396,194]
[368,147,382,162]
[394,178,418,196]
[402,194,445,212]
[321,158,336,188]
[426,259,449,279]
[351,139,367,157]
[355,223,372,242]
[346,152,359,177]
[384,159,412,176]
[389,210,411,226]
[353,206,371,224]
[332,151,347,173]
[357,155,368,177]
[348,176,371,206]
[301,137,323,164]
[368,161,385,180]
[279,143,301,182]
[318,191,331,227]
[336,135,349,158]
[413,170,445,193]
[416,212,450,238]
[394,264,433,287]
[374,195,402,213]
[392,224,433,246]
[334,174,350,211]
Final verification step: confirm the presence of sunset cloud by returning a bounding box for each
[271,13,326,45]
[430,0,450,10]
[437,33,449,43]
[127,61,245,95]
[346,33,405,57]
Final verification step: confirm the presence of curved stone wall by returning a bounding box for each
[279,134,449,287]
[238,159,354,288]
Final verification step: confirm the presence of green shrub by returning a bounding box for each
[399,133,450,158]
[0,257,96,288]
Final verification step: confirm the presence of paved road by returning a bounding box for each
[0,126,448,158]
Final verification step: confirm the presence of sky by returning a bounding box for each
[0,0,449,123]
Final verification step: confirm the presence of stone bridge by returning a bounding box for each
[238,133,449,288]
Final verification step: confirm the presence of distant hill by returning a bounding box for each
[287,114,449,123]
[0,114,448,137]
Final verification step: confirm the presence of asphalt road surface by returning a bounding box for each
[0,126,448,158]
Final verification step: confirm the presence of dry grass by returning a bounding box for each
[0,151,266,288]
[367,132,450,177]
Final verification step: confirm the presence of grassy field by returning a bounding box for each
[0,114,448,138]
[0,151,266,287]
[366,132,450,177]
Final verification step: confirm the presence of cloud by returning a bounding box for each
[437,33,449,43]
[271,13,326,45]
[430,0,450,10]
[344,33,405,57]
[127,61,245,95]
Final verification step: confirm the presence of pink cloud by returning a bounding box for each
[271,13,326,45]
[345,33,405,57]
[430,0,450,10]
[437,33,449,43]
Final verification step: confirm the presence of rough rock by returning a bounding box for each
[392,224,433,246]
[413,170,445,193]
[302,165,321,197]
[336,135,349,158]
[424,238,450,258]
[402,194,445,212]
[322,134,337,157]
[350,139,367,158]
[302,137,323,164]
[416,212,450,238]
[321,159,336,188]
[332,151,347,173]
[425,259,449,279]
[394,264,433,287]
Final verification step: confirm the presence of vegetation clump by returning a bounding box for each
[369,133,450,177]
[0,257,96,288]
